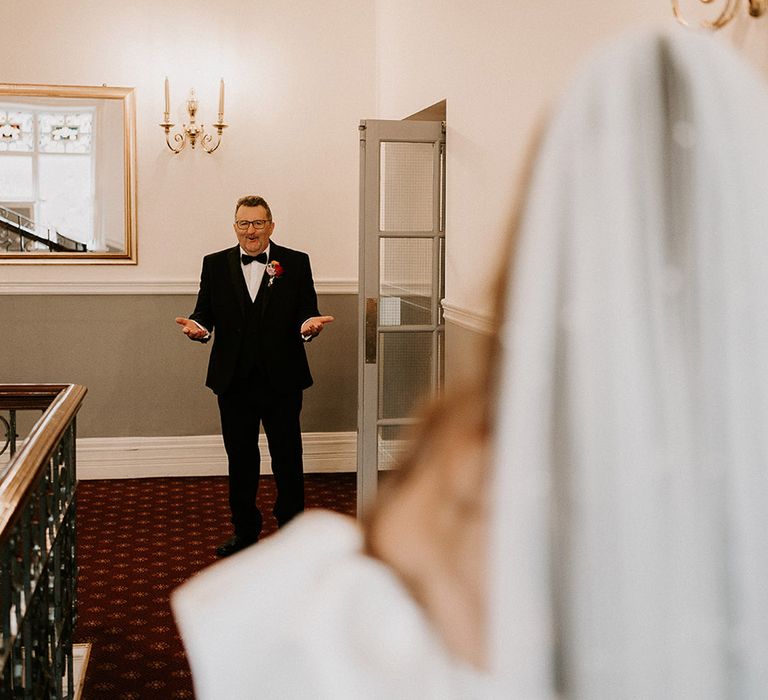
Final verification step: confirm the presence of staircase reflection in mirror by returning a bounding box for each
[0,205,87,252]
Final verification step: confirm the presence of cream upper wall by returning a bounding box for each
[4,0,768,313]
[1,0,375,288]
[374,1,768,325]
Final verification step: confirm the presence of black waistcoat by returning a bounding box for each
[234,272,271,382]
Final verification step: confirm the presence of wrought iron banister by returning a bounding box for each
[0,383,87,698]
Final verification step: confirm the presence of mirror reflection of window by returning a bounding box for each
[0,102,101,252]
[0,84,136,262]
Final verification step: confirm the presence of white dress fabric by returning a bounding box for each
[491,27,768,699]
[174,27,768,700]
[172,510,487,699]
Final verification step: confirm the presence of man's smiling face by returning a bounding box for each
[234,204,274,256]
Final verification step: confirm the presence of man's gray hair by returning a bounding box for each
[235,195,272,220]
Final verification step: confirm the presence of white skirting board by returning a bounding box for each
[67,643,91,700]
[76,432,357,480]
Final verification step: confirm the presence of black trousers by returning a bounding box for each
[217,378,304,539]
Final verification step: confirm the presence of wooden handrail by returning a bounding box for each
[0,383,72,411]
[0,383,85,695]
[0,383,87,540]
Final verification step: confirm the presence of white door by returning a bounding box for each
[357,119,446,515]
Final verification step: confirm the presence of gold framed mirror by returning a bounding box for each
[0,83,137,264]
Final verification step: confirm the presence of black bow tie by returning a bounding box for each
[241,252,267,265]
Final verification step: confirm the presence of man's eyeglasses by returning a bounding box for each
[235,219,271,231]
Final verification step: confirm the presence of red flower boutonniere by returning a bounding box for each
[266,260,284,287]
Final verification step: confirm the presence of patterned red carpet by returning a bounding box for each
[74,474,356,699]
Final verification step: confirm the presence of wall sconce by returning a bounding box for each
[673,0,768,29]
[160,77,227,154]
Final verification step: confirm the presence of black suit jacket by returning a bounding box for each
[190,242,320,395]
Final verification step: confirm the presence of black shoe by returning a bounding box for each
[215,534,258,558]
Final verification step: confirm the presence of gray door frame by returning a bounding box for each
[357,118,446,517]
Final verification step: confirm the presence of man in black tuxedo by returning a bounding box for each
[176,195,333,557]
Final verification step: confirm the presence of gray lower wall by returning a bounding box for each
[3,294,357,438]
[3,294,488,440]
[444,319,491,389]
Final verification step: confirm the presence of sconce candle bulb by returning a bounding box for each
[159,78,227,154]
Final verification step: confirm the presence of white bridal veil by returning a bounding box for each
[173,27,768,700]
[491,27,768,699]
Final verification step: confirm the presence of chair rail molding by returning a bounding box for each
[441,299,494,335]
[0,279,358,295]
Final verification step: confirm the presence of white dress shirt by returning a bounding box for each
[240,244,269,302]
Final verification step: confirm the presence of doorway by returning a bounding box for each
[357,117,446,515]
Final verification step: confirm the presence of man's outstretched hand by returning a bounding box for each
[175,317,209,340]
[301,316,335,338]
